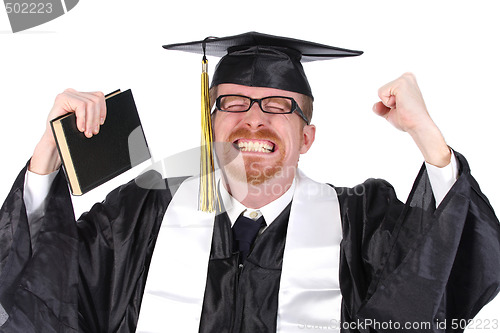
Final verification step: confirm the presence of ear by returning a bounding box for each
[300,124,316,154]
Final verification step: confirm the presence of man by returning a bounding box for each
[0,32,499,332]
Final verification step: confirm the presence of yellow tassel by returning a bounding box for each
[199,58,216,212]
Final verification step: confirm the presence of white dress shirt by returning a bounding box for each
[219,179,296,228]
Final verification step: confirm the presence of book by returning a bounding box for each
[50,89,151,195]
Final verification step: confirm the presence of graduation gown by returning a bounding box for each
[0,151,498,332]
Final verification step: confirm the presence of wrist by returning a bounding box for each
[29,131,61,175]
[422,144,452,168]
[409,124,451,167]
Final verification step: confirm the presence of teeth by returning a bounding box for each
[237,140,273,153]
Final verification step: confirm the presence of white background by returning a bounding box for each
[1,0,499,330]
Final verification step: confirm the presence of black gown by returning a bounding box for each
[0,151,499,332]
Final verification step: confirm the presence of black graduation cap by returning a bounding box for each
[162,31,363,99]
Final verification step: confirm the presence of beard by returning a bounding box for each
[215,128,286,186]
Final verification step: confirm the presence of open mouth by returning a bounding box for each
[233,139,275,153]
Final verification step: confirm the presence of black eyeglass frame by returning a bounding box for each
[214,94,310,125]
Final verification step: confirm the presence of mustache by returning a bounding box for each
[227,128,281,143]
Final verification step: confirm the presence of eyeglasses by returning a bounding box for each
[214,95,310,124]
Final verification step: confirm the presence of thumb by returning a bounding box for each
[372,101,390,118]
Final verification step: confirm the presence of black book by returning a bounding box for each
[50,89,150,195]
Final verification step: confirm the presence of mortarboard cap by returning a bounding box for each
[162,31,363,99]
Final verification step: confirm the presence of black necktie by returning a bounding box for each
[232,214,266,263]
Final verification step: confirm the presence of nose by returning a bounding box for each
[243,101,266,129]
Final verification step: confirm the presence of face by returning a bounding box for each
[213,84,315,186]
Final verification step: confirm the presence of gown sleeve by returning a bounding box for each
[0,162,79,333]
[0,161,174,333]
[338,151,500,333]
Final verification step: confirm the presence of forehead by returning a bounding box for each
[217,83,303,101]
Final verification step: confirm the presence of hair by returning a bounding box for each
[209,86,314,125]
[209,86,218,112]
[300,95,313,124]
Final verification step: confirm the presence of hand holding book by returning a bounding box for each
[30,89,150,195]
[30,89,107,175]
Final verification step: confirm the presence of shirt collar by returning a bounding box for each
[219,178,296,227]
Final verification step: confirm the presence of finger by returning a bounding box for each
[378,89,397,108]
[92,91,106,126]
[53,91,86,132]
[53,90,106,138]
[61,92,89,136]
[82,94,101,137]
[64,92,98,138]
[87,97,99,137]
[377,80,398,108]
[372,101,390,118]
[81,92,106,135]
[86,92,105,136]
[385,95,396,108]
